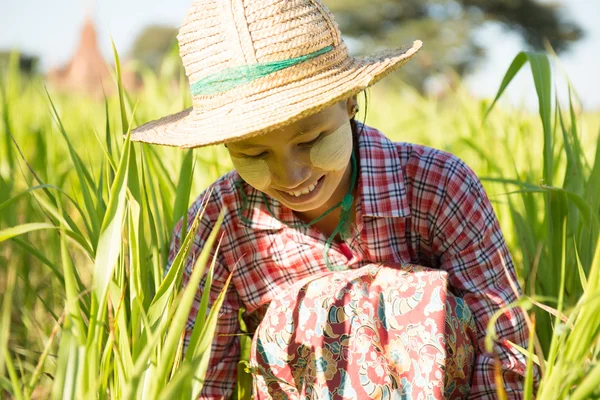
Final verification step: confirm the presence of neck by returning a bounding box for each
[294,156,357,234]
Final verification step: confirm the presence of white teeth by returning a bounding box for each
[287,181,318,197]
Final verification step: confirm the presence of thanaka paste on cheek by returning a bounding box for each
[230,156,272,191]
[310,120,353,171]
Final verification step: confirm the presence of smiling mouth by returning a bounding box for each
[278,176,324,201]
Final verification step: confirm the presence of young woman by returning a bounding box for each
[131,0,533,398]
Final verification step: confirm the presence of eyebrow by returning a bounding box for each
[233,121,323,150]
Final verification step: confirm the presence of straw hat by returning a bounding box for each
[130,0,422,148]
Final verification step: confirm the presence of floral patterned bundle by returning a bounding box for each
[250,263,477,399]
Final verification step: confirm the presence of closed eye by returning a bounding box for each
[300,133,323,146]
[244,151,268,159]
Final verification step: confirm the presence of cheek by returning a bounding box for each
[230,156,272,190]
[310,120,353,171]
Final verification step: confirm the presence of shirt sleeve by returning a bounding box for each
[431,157,540,398]
[166,194,240,400]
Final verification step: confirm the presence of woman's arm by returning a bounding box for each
[167,195,241,399]
[430,157,540,398]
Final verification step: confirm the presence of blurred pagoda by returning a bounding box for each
[47,14,139,97]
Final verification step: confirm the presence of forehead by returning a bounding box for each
[228,102,343,149]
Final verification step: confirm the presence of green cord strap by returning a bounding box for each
[322,186,355,272]
[321,152,357,271]
[190,46,333,96]
[235,151,358,271]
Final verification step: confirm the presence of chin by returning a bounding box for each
[281,199,326,213]
[273,192,323,212]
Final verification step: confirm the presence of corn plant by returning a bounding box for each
[477,50,600,398]
[0,44,231,399]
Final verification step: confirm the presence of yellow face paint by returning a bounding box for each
[229,120,352,191]
[310,120,353,171]
[229,155,272,191]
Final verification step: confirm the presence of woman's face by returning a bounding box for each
[226,98,357,213]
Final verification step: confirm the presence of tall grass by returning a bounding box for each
[1,42,599,398]
[0,46,232,399]
[474,51,600,398]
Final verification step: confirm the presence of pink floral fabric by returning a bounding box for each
[250,263,477,399]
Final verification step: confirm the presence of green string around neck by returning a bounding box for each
[190,46,333,96]
[235,150,358,272]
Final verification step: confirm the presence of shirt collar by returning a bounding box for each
[235,122,410,231]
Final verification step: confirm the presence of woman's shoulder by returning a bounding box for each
[186,169,242,225]
[396,142,474,178]
[172,170,248,267]
[391,141,484,215]
[359,123,477,184]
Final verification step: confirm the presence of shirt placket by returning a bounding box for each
[274,181,367,270]
[284,222,362,270]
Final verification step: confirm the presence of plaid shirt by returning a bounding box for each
[168,123,535,399]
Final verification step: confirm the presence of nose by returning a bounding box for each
[270,152,311,190]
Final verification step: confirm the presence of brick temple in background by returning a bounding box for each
[47,16,139,98]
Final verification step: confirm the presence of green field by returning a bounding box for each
[1,48,600,399]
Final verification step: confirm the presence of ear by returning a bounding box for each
[345,95,359,118]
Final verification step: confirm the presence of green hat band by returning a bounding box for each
[190,45,333,96]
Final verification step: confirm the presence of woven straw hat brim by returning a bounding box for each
[131,40,422,149]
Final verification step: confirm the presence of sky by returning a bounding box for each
[1,0,599,110]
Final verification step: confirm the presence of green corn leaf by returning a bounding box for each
[11,237,65,285]
[4,344,25,400]
[91,125,117,174]
[92,119,132,318]
[543,218,567,380]
[30,190,93,256]
[145,195,210,332]
[0,184,79,215]
[59,217,87,346]
[108,281,134,382]
[51,318,79,400]
[172,149,195,240]
[484,52,529,122]
[128,197,144,353]
[111,37,129,136]
[573,240,588,291]
[0,223,57,242]
[98,332,114,396]
[141,146,169,291]
[150,211,224,397]
[0,244,18,391]
[570,361,600,400]
[24,314,65,397]
[236,308,254,400]
[184,236,223,362]
[541,184,598,229]
[156,360,194,399]
[546,190,568,304]
[45,88,101,241]
[484,52,552,185]
[505,339,540,367]
[190,259,234,399]
[122,290,187,400]
[191,249,215,338]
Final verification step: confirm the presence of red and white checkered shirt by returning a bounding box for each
[168,123,536,399]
